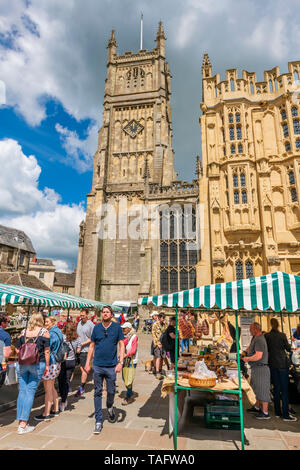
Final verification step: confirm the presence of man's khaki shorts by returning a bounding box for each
[153,346,166,359]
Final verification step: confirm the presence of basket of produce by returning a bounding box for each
[189,376,216,388]
[188,359,217,388]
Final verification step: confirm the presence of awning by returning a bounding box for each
[0,282,121,310]
[138,272,300,312]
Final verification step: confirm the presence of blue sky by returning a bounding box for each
[0,0,299,272]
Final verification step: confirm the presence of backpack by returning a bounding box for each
[18,329,42,365]
[160,329,171,352]
[52,330,68,363]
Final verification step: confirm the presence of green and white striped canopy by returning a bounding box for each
[0,282,120,310]
[138,272,300,313]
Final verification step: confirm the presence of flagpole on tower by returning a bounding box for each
[140,12,143,50]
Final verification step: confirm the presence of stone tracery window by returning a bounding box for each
[285,141,291,152]
[282,123,289,138]
[229,126,235,140]
[235,261,243,280]
[288,169,298,202]
[238,144,243,154]
[281,109,287,120]
[245,261,254,278]
[236,113,240,123]
[292,106,298,117]
[296,139,300,149]
[231,144,236,154]
[293,119,300,135]
[159,208,198,294]
[229,113,234,123]
[236,125,242,140]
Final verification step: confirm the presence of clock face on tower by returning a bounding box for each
[123,119,144,138]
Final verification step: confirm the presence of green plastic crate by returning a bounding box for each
[205,403,241,430]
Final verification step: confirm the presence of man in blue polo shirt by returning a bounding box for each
[0,313,12,387]
[84,305,125,434]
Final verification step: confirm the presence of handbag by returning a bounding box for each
[18,329,41,365]
[4,363,18,386]
[122,357,135,387]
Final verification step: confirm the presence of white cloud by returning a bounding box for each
[0,138,85,271]
[53,259,71,273]
[55,122,98,173]
[0,0,299,181]
[245,17,288,61]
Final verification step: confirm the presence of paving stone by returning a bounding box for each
[38,419,94,440]
[90,426,142,445]
[0,431,55,449]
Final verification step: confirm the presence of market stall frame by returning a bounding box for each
[139,271,300,451]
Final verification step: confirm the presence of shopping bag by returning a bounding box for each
[4,363,19,386]
[122,359,135,387]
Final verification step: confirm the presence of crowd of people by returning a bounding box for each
[0,308,299,435]
[0,307,140,435]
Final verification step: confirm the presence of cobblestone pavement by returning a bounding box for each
[0,332,299,450]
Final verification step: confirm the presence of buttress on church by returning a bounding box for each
[75,22,300,308]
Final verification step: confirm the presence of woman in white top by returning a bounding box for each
[121,322,138,405]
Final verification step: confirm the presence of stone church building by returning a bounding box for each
[75,23,300,303]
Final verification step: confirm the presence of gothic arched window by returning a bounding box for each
[233,174,238,187]
[229,126,235,140]
[160,270,168,294]
[291,188,298,202]
[189,269,196,289]
[179,242,188,266]
[285,141,291,152]
[180,270,189,291]
[229,113,234,123]
[236,125,242,140]
[282,123,289,138]
[246,261,254,278]
[281,109,287,120]
[238,144,243,154]
[292,106,298,117]
[170,269,178,293]
[160,243,168,266]
[293,119,300,135]
[289,171,295,185]
[242,190,247,204]
[234,190,240,204]
[240,173,246,186]
[170,242,177,266]
[296,139,300,149]
[236,113,241,123]
[231,144,236,154]
[235,261,243,280]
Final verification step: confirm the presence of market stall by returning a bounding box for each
[139,271,300,451]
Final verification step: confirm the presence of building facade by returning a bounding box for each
[28,258,55,290]
[75,24,199,303]
[0,224,35,273]
[53,272,76,295]
[75,23,300,303]
[197,55,300,285]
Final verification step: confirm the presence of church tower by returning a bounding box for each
[75,23,178,302]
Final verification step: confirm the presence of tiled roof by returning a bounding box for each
[54,272,76,287]
[0,224,35,253]
[35,258,54,266]
[0,272,51,291]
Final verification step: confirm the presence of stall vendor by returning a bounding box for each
[242,322,271,420]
